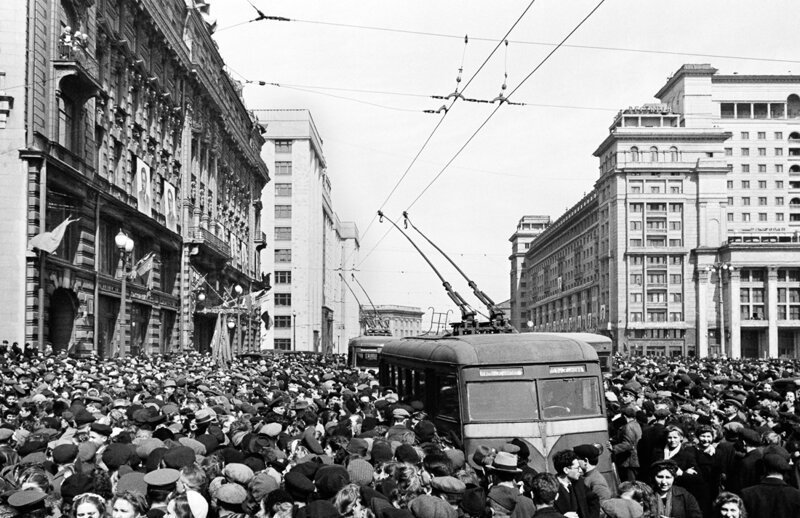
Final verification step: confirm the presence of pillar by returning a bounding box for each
[696,268,709,358]
[767,267,779,358]
[729,269,741,358]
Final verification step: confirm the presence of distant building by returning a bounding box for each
[508,216,550,330]
[256,110,360,353]
[0,0,268,355]
[519,64,800,358]
[362,305,424,337]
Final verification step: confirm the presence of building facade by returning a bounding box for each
[0,0,268,355]
[508,215,550,330]
[257,109,360,353]
[520,64,800,358]
[361,305,424,338]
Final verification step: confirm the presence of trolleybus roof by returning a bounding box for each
[380,333,600,365]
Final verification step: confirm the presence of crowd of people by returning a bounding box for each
[0,347,799,518]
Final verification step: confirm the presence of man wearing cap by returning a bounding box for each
[143,468,180,517]
[573,444,610,503]
[636,407,670,479]
[609,406,641,482]
[741,453,800,517]
[486,452,536,518]
[729,428,764,494]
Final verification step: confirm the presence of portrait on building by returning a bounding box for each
[164,180,177,232]
[136,159,152,216]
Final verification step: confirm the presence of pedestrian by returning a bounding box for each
[649,460,702,518]
[741,453,800,518]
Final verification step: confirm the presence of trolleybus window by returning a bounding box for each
[467,381,538,421]
[539,378,602,419]
[438,371,460,421]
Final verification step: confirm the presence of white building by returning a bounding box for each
[256,110,360,353]
[508,216,550,330]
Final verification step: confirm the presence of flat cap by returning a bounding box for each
[224,462,255,485]
[430,476,466,494]
[143,468,181,487]
[216,482,247,505]
[8,489,47,509]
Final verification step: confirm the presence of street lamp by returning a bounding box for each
[114,230,134,358]
[707,262,734,356]
[234,284,243,353]
[292,311,297,351]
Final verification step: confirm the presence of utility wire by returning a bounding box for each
[406,0,607,211]
[351,0,540,268]
[242,10,800,66]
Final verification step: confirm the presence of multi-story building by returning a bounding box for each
[521,64,800,358]
[257,109,360,353]
[0,0,268,355]
[508,215,550,330]
[361,305,425,337]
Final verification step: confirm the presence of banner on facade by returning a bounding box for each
[164,180,177,232]
[136,159,152,216]
[28,216,78,254]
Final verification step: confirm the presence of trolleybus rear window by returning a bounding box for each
[539,378,602,419]
[466,381,539,421]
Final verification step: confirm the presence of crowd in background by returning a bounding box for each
[0,346,799,518]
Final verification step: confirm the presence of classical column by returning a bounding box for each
[767,267,779,358]
[729,269,741,358]
[696,267,710,358]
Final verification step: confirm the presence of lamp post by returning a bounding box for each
[114,230,134,358]
[707,262,733,356]
[234,284,243,353]
[227,314,237,354]
[292,311,297,351]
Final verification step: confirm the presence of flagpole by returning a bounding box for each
[38,250,46,354]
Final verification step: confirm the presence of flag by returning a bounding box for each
[28,217,78,254]
[132,252,156,278]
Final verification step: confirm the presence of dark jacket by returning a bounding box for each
[554,478,600,518]
[742,477,800,518]
[637,421,666,475]
[661,486,702,518]
[532,508,567,518]
[612,420,642,468]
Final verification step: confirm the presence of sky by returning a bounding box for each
[211,0,800,329]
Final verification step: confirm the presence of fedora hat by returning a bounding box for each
[487,451,521,473]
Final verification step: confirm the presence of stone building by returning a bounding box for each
[520,64,800,358]
[256,109,360,353]
[361,305,425,338]
[0,0,268,355]
[508,215,550,330]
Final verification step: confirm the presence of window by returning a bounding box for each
[776,164,784,173]
[758,164,767,173]
[669,239,682,247]
[274,316,292,328]
[776,132,784,139]
[631,274,643,285]
[759,213,768,221]
[777,197,785,205]
[630,182,642,194]
[647,310,667,322]
[630,239,642,247]
[669,203,683,213]
[650,184,661,194]
[669,312,683,322]
[538,378,601,419]
[669,183,682,194]
[275,293,292,306]
[759,181,767,189]
[670,255,683,265]
[275,226,292,240]
[631,147,639,162]
[647,256,666,265]
[647,238,666,247]
[669,274,682,284]
[631,256,643,265]
[669,221,682,230]
[742,213,751,222]
[275,161,292,175]
[671,292,683,302]
[275,140,292,153]
[741,132,750,140]
[630,312,643,322]
[274,338,291,350]
[650,147,659,162]
[727,180,734,189]
[758,132,766,140]
[777,213,785,221]
[725,148,733,156]
[742,181,750,189]
[727,197,734,205]
[727,213,734,222]
[647,273,666,284]
[721,104,735,118]
[275,205,292,218]
[647,203,666,212]
[630,203,643,213]
[758,196,768,205]
[776,148,784,156]
[647,291,667,303]
[275,249,291,263]
[670,147,678,162]
[57,94,77,152]
[275,183,292,197]
[742,164,750,173]
[630,293,643,302]
[777,181,784,188]
[275,271,292,284]
[740,288,765,320]
[630,221,642,230]
[741,148,750,156]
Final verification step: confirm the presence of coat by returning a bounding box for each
[612,419,642,469]
[554,478,600,518]
[583,468,612,502]
[741,477,800,518]
[659,486,702,518]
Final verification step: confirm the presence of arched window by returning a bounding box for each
[791,197,800,206]
[631,147,639,162]
[789,132,800,140]
[669,146,678,162]
[650,146,659,162]
[790,165,800,173]
[788,94,800,118]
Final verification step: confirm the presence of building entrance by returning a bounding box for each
[49,288,77,352]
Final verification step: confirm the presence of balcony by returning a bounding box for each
[187,226,230,264]
[53,43,103,101]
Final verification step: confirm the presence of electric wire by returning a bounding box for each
[406,0,607,211]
